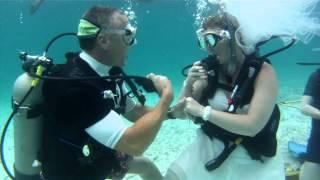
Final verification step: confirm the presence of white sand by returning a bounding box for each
[0,86,311,180]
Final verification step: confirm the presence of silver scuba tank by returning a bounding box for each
[12,72,43,179]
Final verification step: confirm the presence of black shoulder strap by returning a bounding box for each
[110,66,146,106]
[227,58,264,113]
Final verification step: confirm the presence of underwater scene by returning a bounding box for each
[0,0,319,179]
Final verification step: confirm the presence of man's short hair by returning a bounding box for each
[78,6,121,50]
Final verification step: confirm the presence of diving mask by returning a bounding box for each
[196,28,230,50]
[77,19,137,46]
[101,24,137,46]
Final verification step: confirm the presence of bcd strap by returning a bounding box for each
[228,58,263,112]
[12,98,43,119]
[203,57,266,171]
[109,66,146,106]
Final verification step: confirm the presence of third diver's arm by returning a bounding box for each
[301,95,320,120]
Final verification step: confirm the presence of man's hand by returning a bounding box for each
[170,98,188,119]
[147,73,173,103]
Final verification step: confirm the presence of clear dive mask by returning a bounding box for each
[102,23,137,46]
[196,28,231,50]
[77,19,137,46]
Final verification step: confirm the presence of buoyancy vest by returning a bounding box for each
[39,54,130,179]
[195,55,280,171]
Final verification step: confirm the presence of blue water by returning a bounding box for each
[0,0,319,179]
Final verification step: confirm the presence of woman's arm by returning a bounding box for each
[169,63,208,120]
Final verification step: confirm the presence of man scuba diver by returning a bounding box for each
[8,5,172,180]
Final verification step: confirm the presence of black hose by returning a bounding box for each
[28,69,157,93]
[44,33,77,54]
[296,62,320,66]
[260,38,296,59]
[181,36,296,77]
[181,64,193,77]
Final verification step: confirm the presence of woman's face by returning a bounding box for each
[198,27,231,65]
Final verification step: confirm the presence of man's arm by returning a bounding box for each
[125,103,178,121]
[115,74,173,156]
[124,104,152,122]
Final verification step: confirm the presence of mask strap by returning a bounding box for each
[77,18,102,38]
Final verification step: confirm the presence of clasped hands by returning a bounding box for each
[170,97,206,120]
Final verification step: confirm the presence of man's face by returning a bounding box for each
[104,12,131,67]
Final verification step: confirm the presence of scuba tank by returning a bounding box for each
[13,72,43,180]
[11,52,50,179]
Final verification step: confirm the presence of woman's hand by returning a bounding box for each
[184,61,208,89]
[184,97,205,118]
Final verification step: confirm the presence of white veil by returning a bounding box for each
[207,0,320,54]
